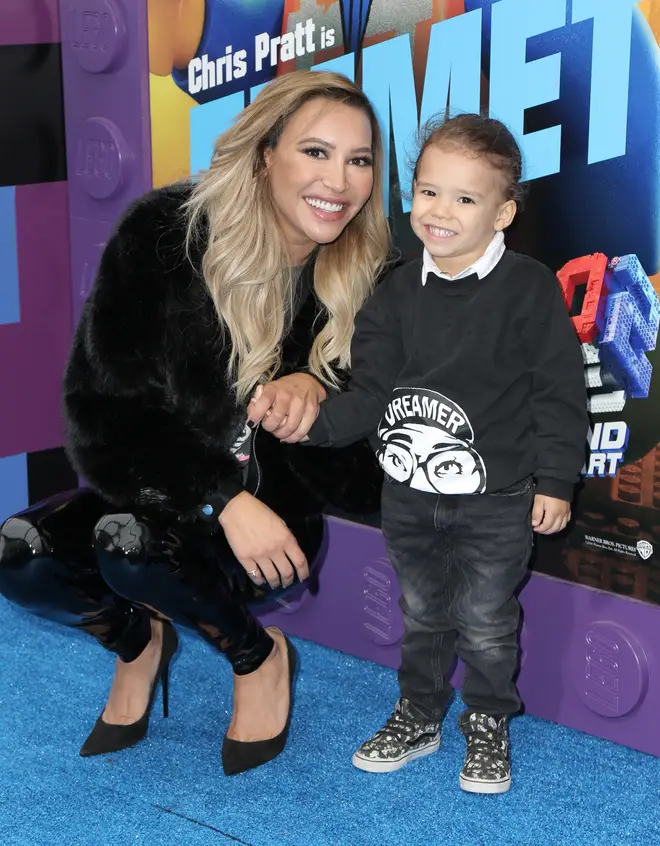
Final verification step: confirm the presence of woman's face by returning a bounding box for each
[265,98,376,264]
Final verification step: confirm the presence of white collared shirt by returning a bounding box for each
[421,231,506,285]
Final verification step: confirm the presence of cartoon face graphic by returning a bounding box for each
[377,388,487,494]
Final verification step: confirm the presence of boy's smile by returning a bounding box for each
[425,225,457,240]
[410,145,516,277]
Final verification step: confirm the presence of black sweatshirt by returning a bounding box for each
[307,251,589,502]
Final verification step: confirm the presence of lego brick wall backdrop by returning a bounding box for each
[0,1,78,524]
[0,0,659,756]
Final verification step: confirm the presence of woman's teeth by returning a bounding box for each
[305,197,345,213]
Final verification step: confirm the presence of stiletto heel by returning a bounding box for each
[80,621,179,757]
[222,630,297,775]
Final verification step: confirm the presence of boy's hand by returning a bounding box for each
[247,374,326,440]
[280,409,319,444]
[532,495,571,534]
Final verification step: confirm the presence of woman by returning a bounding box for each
[0,70,390,774]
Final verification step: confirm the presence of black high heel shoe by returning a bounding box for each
[222,630,297,775]
[79,621,179,757]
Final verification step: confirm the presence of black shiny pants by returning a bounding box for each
[0,489,324,675]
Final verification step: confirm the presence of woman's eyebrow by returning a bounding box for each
[298,137,373,154]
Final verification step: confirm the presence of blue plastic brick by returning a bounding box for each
[597,254,659,399]
[600,292,653,398]
[610,254,660,343]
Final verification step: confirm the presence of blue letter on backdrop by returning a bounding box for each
[312,53,355,79]
[362,36,418,214]
[572,0,636,164]
[490,0,565,181]
[190,91,244,174]
[363,14,481,214]
[420,12,482,129]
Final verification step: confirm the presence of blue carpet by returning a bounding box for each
[1,599,659,846]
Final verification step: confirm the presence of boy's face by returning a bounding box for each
[410,144,517,277]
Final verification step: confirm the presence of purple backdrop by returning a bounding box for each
[0,0,71,503]
[0,0,60,46]
[59,0,153,325]
[0,184,72,455]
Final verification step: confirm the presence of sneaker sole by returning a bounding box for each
[352,738,440,773]
[459,773,511,794]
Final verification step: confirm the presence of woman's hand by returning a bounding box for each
[247,373,326,441]
[219,491,309,588]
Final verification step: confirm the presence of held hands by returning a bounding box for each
[219,491,309,589]
[247,373,324,443]
[532,495,571,535]
[220,373,324,587]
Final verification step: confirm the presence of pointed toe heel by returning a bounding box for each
[222,635,297,775]
[80,622,179,757]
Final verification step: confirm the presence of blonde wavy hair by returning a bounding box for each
[184,70,391,404]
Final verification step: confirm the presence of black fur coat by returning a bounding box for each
[63,183,383,521]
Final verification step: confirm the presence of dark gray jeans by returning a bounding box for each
[381,476,534,721]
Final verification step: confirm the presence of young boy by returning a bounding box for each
[274,114,588,793]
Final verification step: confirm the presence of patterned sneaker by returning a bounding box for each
[458,712,511,794]
[352,698,440,773]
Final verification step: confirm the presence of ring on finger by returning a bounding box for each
[248,568,260,579]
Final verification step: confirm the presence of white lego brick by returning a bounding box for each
[585,365,605,389]
[581,342,600,365]
[588,391,627,414]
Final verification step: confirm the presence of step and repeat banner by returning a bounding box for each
[148,0,660,604]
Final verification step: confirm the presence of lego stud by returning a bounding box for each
[569,621,649,718]
[73,117,129,200]
[361,559,405,646]
[68,0,127,74]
